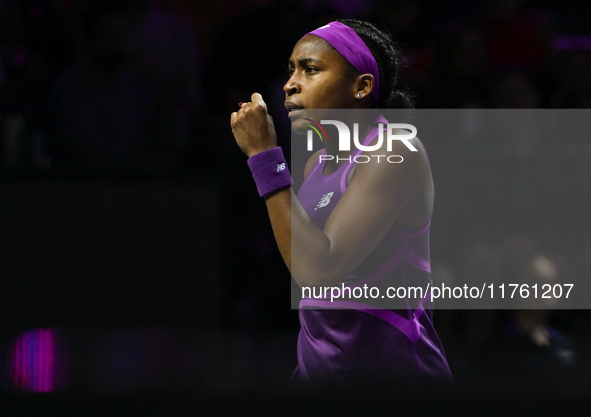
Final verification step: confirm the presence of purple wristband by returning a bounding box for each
[247,147,293,197]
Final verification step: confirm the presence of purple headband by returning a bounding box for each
[307,21,380,102]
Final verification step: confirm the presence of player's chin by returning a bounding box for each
[290,116,309,135]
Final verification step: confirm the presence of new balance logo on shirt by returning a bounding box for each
[277,163,286,172]
[315,192,334,210]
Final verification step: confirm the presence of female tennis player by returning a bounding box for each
[231,19,452,386]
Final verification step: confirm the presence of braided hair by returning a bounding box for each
[338,19,414,109]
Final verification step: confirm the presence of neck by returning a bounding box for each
[323,119,375,174]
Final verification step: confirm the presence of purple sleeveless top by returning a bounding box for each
[293,116,452,386]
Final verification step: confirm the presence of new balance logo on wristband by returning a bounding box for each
[314,192,334,210]
[247,147,292,197]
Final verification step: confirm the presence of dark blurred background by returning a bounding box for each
[1,0,591,412]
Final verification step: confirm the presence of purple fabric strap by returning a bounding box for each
[247,147,293,197]
[307,21,380,102]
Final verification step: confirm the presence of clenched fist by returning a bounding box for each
[230,93,277,158]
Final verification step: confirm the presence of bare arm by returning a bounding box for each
[231,94,432,288]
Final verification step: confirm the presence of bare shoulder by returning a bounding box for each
[350,135,434,227]
[303,149,324,180]
[352,133,431,185]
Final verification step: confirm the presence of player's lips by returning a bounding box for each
[285,102,304,118]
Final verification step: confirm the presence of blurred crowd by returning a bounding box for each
[1,0,591,393]
[0,0,590,171]
[433,235,590,390]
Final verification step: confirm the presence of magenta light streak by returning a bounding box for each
[10,329,57,393]
[554,35,591,51]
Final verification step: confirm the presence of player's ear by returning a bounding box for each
[353,74,375,100]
